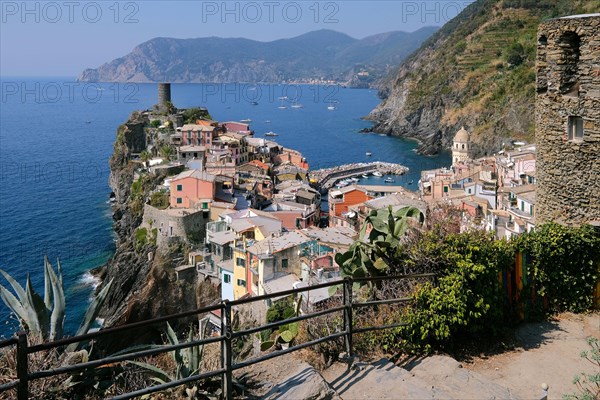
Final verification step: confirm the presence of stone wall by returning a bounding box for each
[536,15,600,226]
[143,204,207,248]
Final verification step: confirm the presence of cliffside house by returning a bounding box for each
[169,169,216,209]
[181,124,215,147]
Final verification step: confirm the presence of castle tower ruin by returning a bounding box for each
[535,14,600,226]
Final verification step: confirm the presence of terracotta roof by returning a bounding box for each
[248,160,269,170]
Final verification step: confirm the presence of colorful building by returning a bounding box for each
[170,169,216,209]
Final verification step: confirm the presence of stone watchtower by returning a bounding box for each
[158,83,172,112]
[535,14,600,226]
[452,126,471,165]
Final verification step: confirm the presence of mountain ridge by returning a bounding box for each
[77,28,438,86]
[367,0,599,155]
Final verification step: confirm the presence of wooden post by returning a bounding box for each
[16,331,28,400]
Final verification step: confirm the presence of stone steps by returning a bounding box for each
[260,356,522,400]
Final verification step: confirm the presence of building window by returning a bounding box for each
[461,144,465,149]
[521,201,525,212]
[237,279,246,287]
[568,116,584,140]
[224,274,231,284]
[202,202,209,210]
[282,259,288,269]
[177,184,182,191]
[529,205,534,216]
[236,257,246,267]
[444,186,448,193]
[176,198,182,204]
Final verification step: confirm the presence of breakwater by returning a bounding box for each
[310,162,408,191]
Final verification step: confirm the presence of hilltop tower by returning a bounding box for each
[535,14,600,226]
[452,126,471,165]
[158,83,172,112]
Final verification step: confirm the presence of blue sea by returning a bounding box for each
[0,78,450,338]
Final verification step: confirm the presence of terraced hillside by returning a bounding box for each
[368,0,599,155]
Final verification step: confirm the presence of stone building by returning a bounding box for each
[452,126,471,165]
[535,14,600,226]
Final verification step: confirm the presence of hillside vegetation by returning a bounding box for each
[368,0,599,155]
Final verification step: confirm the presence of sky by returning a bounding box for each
[0,0,475,77]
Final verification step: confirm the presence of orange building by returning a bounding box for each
[328,186,372,228]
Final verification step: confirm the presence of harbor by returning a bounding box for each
[309,161,409,191]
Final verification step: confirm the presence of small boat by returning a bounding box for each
[251,101,259,105]
[85,121,91,124]
[350,177,360,183]
[336,181,349,188]
[264,131,279,137]
[291,102,304,109]
[277,105,288,109]
[327,104,336,111]
[384,177,395,183]
[265,120,271,123]
[372,171,383,177]
[362,174,369,179]
[408,180,414,185]
[241,118,252,123]
[366,152,372,156]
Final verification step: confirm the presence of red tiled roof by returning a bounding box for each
[248,160,269,170]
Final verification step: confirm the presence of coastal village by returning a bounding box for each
[127,78,553,316]
[1,5,599,400]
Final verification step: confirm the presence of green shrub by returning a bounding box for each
[149,191,169,209]
[388,232,514,353]
[135,227,147,248]
[514,223,600,313]
[150,120,161,128]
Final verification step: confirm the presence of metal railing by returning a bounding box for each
[0,273,435,400]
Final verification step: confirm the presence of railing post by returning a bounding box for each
[343,277,353,357]
[223,301,233,400]
[16,331,28,400]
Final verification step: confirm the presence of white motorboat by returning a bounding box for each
[372,171,383,177]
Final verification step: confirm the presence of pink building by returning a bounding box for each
[181,124,215,147]
[222,121,251,135]
[170,169,216,209]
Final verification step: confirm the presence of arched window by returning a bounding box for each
[462,144,465,149]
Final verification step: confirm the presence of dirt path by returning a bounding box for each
[464,312,599,400]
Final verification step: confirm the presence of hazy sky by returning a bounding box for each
[1,1,474,77]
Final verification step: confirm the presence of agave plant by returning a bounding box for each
[0,256,112,344]
[335,206,425,279]
[130,321,206,385]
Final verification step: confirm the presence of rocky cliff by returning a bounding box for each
[78,28,437,86]
[367,0,598,155]
[93,112,216,348]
